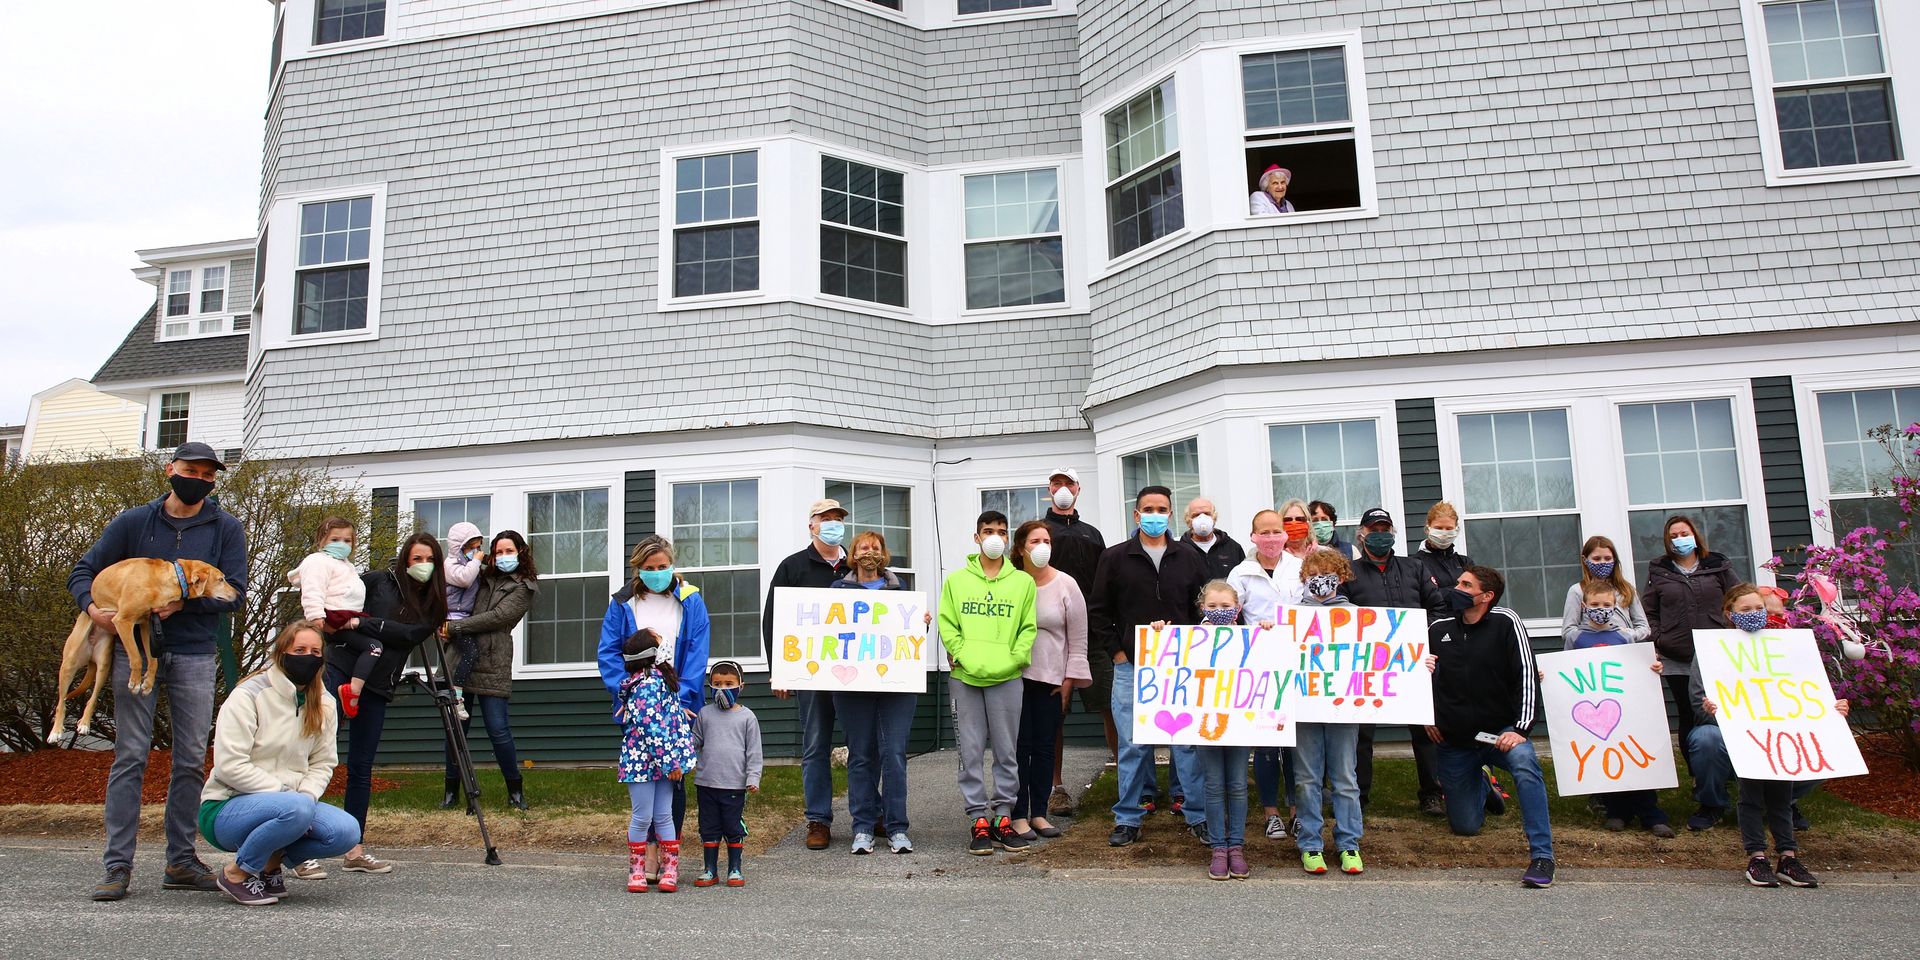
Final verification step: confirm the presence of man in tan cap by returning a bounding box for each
[762,497,852,849]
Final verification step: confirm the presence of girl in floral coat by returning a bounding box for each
[617,629,695,892]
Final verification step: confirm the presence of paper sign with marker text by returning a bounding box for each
[1277,604,1434,725]
[770,587,929,693]
[1538,644,1677,796]
[1131,624,1297,746]
[1693,628,1867,781]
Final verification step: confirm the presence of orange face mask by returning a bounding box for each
[1283,519,1311,541]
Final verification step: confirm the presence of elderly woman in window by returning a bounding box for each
[1250,165,1295,215]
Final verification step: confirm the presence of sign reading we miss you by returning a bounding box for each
[1538,644,1677,796]
[1693,628,1867,781]
[769,587,928,693]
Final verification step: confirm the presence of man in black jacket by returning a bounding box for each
[1427,565,1556,888]
[1343,508,1448,815]
[1179,495,1245,581]
[1087,485,1212,847]
[763,498,852,850]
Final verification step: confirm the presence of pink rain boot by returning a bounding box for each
[626,841,649,892]
[657,840,680,893]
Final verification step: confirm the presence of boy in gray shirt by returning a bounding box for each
[692,660,762,886]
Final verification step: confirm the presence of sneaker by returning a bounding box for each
[1522,857,1555,888]
[1687,806,1725,831]
[1227,845,1250,879]
[1586,796,1608,817]
[1188,821,1209,843]
[1170,795,1186,816]
[726,869,745,887]
[1777,855,1819,888]
[215,871,279,906]
[292,859,328,880]
[969,818,995,855]
[91,865,132,902]
[1264,815,1288,840]
[889,832,913,854]
[1745,855,1779,887]
[260,870,288,899]
[1340,849,1364,875]
[1420,793,1447,817]
[1301,851,1328,874]
[1140,795,1159,815]
[1483,769,1507,815]
[694,870,718,888]
[343,851,393,874]
[1047,785,1075,817]
[1650,823,1677,839]
[1604,817,1627,832]
[1791,803,1812,833]
[1108,824,1140,847]
[1208,847,1231,881]
[162,859,219,891]
[993,816,1029,852]
[805,821,831,850]
[850,833,875,855]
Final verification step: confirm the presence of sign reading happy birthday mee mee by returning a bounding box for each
[1537,644,1677,796]
[1693,628,1867,781]
[1131,624,1297,747]
[1278,605,1434,726]
[770,587,929,693]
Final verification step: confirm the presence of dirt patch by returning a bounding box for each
[1826,734,1920,821]
[0,749,395,805]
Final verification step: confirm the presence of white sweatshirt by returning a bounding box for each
[291,552,366,620]
[202,668,339,802]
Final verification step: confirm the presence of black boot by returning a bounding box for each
[439,780,460,810]
[506,779,528,811]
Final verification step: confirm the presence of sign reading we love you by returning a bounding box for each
[1537,644,1677,796]
[1131,624,1297,747]
[1279,605,1434,725]
[769,587,929,693]
[1693,628,1868,781]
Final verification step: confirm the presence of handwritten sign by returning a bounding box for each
[1131,624,1296,747]
[1537,644,1677,795]
[769,587,928,693]
[1693,628,1867,781]
[1277,605,1434,725]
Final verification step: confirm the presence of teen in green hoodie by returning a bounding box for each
[938,511,1038,855]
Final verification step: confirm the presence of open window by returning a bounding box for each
[1240,44,1364,215]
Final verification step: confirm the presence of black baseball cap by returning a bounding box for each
[1359,507,1393,528]
[171,441,227,470]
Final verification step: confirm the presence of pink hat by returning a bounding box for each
[1258,165,1292,189]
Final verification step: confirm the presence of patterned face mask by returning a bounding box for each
[1730,610,1768,633]
[1201,607,1240,625]
[1584,607,1613,626]
[1585,559,1615,579]
[1304,573,1342,599]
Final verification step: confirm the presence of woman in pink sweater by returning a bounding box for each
[1009,519,1090,840]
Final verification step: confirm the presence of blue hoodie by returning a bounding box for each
[597,578,711,716]
[68,495,249,655]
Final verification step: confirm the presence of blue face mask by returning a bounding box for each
[1137,513,1170,537]
[1201,607,1239,625]
[1585,559,1615,578]
[710,686,741,709]
[817,521,846,546]
[1670,535,1697,556]
[494,554,520,573]
[1730,610,1768,633]
[322,541,352,561]
[639,567,675,593]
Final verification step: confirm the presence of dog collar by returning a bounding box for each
[173,561,190,601]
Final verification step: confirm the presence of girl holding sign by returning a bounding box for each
[831,531,926,856]
[1290,549,1367,876]
[1196,580,1255,880]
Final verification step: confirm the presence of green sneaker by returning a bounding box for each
[1301,851,1328,874]
[1340,849,1364,875]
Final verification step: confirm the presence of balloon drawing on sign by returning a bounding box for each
[1154,710,1193,738]
[1572,699,1623,741]
[832,664,858,685]
[806,660,820,675]
[875,663,888,676]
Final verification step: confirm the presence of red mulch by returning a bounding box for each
[1825,733,1920,821]
[0,749,396,806]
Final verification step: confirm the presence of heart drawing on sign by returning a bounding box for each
[1154,710,1193,739]
[831,664,859,685]
[1571,699,1622,741]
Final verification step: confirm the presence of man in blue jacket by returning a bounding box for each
[68,443,248,901]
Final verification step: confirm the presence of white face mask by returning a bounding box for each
[1427,527,1458,549]
[1190,514,1215,537]
[1051,487,1076,510]
[1027,543,1052,569]
[979,535,1007,560]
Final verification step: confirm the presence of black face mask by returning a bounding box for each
[282,654,324,687]
[169,474,215,506]
[1445,588,1479,614]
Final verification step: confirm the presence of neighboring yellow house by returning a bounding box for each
[21,378,144,460]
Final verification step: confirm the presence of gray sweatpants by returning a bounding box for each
[105,650,218,871]
[951,676,1022,819]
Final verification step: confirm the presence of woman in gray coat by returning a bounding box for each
[442,530,540,811]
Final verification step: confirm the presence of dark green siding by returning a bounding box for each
[623,470,655,559]
[1396,398,1441,540]
[1752,377,1813,576]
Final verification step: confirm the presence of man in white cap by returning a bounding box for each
[762,497,852,850]
[1039,468,1109,816]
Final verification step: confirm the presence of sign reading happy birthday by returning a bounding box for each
[1131,624,1296,747]
[1538,644,1677,796]
[1693,628,1867,781]
[770,587,928,693]
[1276,605,1434,725]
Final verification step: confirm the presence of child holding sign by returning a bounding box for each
[1291,549,1367,876]
[1196,581,1255,880]
[1565,581,1675,838]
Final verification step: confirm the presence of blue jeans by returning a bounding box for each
[1437,738,1555,861]
[104,650,217,871]
[835,691,917,835]
[1293,724,1362,852]
[1686,725,1734,809]
[443,693,522,783]
[797,690,838,825]
[1109,661,1205,828]
[1253,747,1298,810]
[325,665,389,830]
[212,793,360,875]
[1200,745,1250,848]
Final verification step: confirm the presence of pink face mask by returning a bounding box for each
[1250,533,1287,559]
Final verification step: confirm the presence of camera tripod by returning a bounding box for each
[400,634,503,866]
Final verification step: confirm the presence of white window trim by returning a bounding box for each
[153,390,192,450]
[1607,395,1755,517]
[976,483,1052,527]
[260,182,387,351]
[661,147,767,305]
[824,477,920,581]
[1095,76,1187,269]
[1262,411,1400,549]
[1228,33,1379,227]
[818,153,915,311]
[286,0,390,58]
[516,484,619,677]
[154,260,242,341]
[933,156,1088,323]
[1739,0,1919,186]
[824,0,1077,30]
[1795,370,1920,552]
[663,475,769,673]
[199,265,229,316]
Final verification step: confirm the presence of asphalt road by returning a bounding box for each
[5,837,1916,960]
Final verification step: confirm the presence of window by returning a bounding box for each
[199,266,227,314]
[1241,45,1364,213]
[1761,0,1901,170]
[1818,386,1920,587]
[821,156,907,307]
[156,392,190,450]
[981,486,1051,527]
[1620,399,1754,585]
[673,151,760,298]
[825,480,914,586]
[959,0,1049,12]
[1269,419,1381,540]
[963,169,1065,310]
[294,196,372,335]
[1105,80,1183,257]
[863,0,903,7]
[1120,437,1201,536]
[1457,410,1581,620]
[166,271,191,318]
[315,0,385,45]
[525,489,610,665]
[414,496,492,554]
[671,479,761,661]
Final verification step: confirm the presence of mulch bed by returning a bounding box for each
[0,749,396,805]
[1825,733,1920,821]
